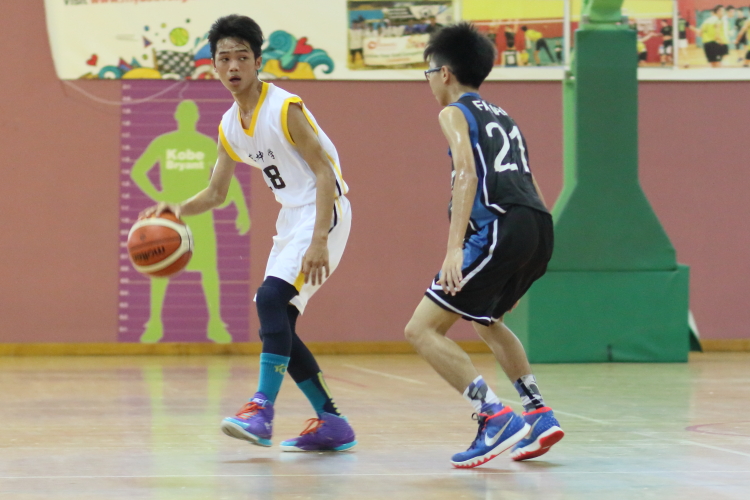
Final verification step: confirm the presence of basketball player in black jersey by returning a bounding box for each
[659,20,674,66]
[404,23,563,468]
[735,12,750,67]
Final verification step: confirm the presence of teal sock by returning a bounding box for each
[257,353,290,403]
[297,372,341,416]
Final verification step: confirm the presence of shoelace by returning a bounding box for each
[299,418,324,435]
[468,412,489,449]
[235,401,264,419]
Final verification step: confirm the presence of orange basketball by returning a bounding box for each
[127,212,194,277]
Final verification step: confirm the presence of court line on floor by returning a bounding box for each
[323,375,369,388]
[686,421,750,438]
[632,432,750,459]
[546,409,611,425]
[342,364,427,385]
[3,470,750,480]
[495,396,750,459]
[495,396,610,425]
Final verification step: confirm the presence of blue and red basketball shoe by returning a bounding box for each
[220,393,274,447]
[280,413,357,452]
[510,407,564,461]
[451,406,529,468]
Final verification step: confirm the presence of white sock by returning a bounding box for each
[462,375,501,413]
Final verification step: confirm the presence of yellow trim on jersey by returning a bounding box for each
[335,197,344,218]
[238,81,269,137]
[326,153,349,196]
[218,123,242,162]
[293,272,306,292]
[281,97,348,198]
[281,97,319,145]
[301,106,318,135]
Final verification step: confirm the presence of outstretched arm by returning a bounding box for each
[736,21,749,45]
[140,140,237,219]
[438,106,478,296]
[286,103,338,286]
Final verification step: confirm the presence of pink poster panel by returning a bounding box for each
[118,81,251,344]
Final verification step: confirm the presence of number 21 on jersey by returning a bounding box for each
[485,123,530,174]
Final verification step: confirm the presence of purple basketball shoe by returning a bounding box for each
[220,393,274,447]
[280,413,357,452]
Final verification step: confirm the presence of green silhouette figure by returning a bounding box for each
[131,100,250,344]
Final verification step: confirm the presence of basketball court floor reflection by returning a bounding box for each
[1,353,749,499]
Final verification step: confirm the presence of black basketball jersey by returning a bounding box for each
[448,92,547,233]
[660,25,674,46]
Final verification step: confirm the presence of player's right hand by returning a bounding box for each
[439,247,464,296]
[139,202,182,220]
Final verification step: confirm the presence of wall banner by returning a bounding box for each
[362,34,430,66]
[45,0,347,81]
[118,81,251,344]
[46,1,749,89]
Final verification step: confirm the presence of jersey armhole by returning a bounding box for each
[218,123,242,162]
[282,97,319,146]
[448,102,480,148]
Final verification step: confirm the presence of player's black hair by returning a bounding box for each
[713,4,725,13]
[726,5,735,10]
[208,15,264,60]
[521,26,529,31]
[423,22,496,89]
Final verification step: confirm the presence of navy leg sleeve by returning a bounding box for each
[256,277,298,357]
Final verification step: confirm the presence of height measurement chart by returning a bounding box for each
[118,81,252,343]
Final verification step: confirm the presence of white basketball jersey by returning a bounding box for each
[218,82,348,208]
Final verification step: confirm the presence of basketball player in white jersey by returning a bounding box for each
[142,15,356,452]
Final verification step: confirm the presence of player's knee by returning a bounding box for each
[256,285,289,338]
[404,319,425,345]
[256,285,283,310]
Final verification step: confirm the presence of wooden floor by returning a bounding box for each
[1,352,749,499]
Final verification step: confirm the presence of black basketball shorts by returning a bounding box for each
[425,205,553,326]
[704,41,724,62]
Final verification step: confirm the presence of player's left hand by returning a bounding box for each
[439,247,464,296]
[301,239,330,286]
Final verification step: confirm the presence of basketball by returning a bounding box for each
[127,212,193,277]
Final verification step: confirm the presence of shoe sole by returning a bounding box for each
[280,440,358,452]
[510,427,564,461]
[451,423,530,469]
[220,420,272,447]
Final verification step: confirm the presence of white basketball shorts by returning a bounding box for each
[264,196,351,314]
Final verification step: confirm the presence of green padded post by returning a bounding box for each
[506,11,690,363]
[557,70,576,222]
[581,0,625,24]
[552,29,677,271]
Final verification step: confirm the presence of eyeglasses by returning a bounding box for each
[424,67,441,81]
